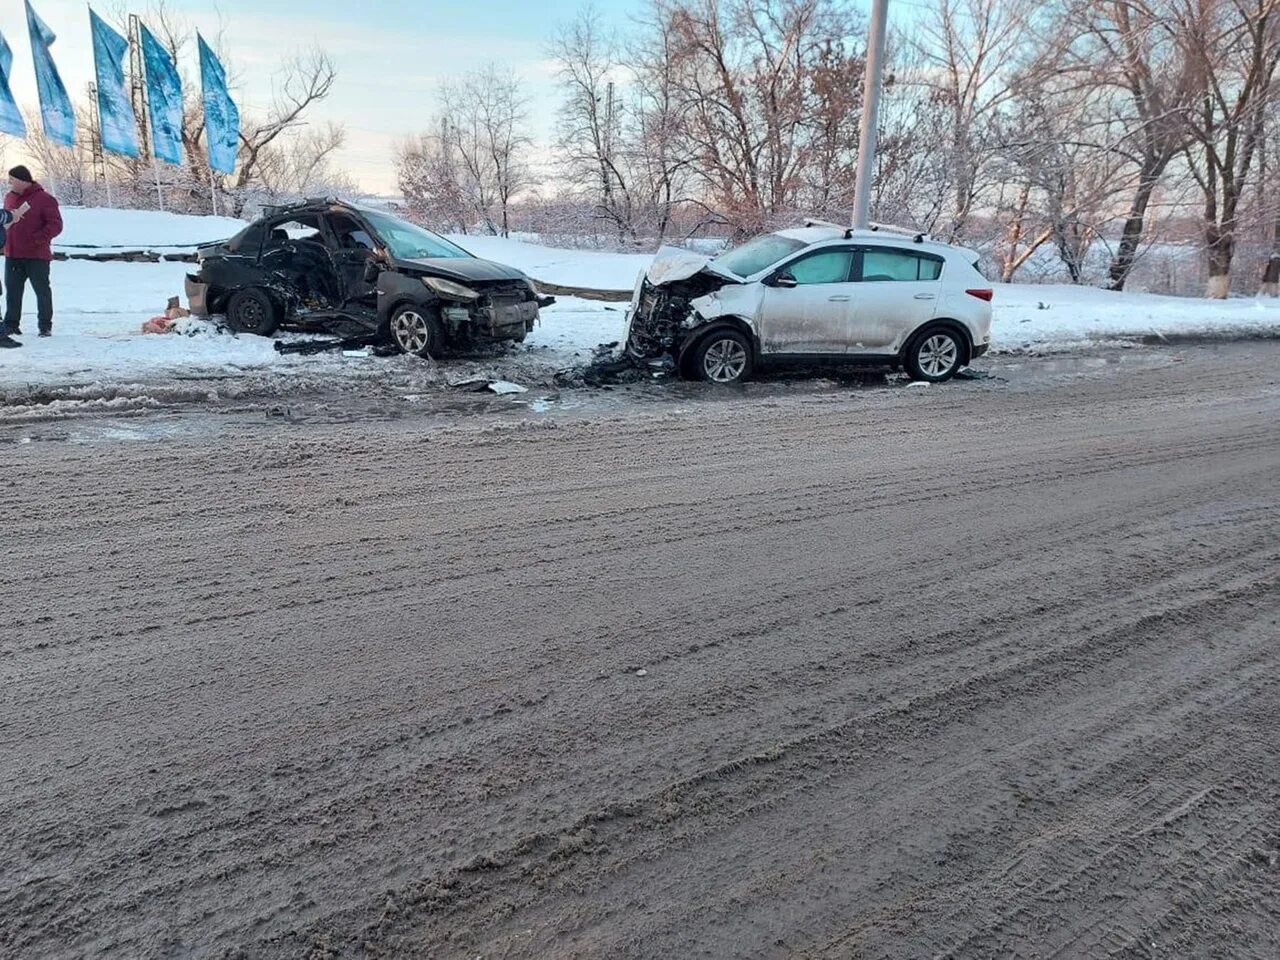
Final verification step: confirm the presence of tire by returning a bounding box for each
[388,305,446,358]
[905,325,965,382]
[226,288,279,337]
[690,329,754,384]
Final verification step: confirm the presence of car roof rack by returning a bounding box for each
[863,222,930,243]
[802,217,848,231]
[802,217,930,244]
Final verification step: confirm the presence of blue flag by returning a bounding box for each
[198,34,239,174]
[25,1,75,147]
[140,24,183,165]
[0,30,26,138]
[90,10,138,158]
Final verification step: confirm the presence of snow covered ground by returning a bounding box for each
[2,206,1277,400]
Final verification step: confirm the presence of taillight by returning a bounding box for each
[966,288,993,302]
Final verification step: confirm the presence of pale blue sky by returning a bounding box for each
[0,0,903,193]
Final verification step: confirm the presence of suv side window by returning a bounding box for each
[858,248,944,282]
[782,248,855,285]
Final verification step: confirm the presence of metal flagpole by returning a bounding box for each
[209,166,219,217]
[852,0,890,230]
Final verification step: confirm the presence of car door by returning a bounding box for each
[756,247,857,355]
[847,246,945,352]
[258,213,340,307]
[324,213,381,307]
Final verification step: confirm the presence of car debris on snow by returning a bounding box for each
[449,377,530,395]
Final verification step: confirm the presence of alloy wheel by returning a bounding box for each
[918,333,959,378]
[703,337,748,383]
[393,310,431,354]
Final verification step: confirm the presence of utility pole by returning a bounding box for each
[602,81,615,214]
[851,0,889,230]
[87,83,108,195]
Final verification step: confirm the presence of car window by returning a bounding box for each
[327,214,376,252]
[227,223,265,256]
[859,248,943,282]
[361,210,471,260]
[273,217,323,243]
[783,249,854,285]
[713,233,806,278]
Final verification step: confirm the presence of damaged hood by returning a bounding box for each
[645,252,740,287]
[397,256,529,285]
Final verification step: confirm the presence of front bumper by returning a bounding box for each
[485,297,539,338]
[971,342,990,360]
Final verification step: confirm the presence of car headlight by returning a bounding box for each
[422,276,480,301]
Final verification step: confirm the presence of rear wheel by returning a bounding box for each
[905,326,965,382]
[389,305,446,358]
[226,288,279,337]
[691,329,754,384]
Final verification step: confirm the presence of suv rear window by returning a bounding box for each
[860,248,944,282]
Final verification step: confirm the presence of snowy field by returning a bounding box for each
[2,207,1278,398]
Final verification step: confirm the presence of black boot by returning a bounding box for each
[0,334,21,348]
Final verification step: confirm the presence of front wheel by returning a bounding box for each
[905,327,964,382]
[691,329,754,384]
[388,305,446,358]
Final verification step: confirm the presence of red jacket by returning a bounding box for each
[4,183,63,260]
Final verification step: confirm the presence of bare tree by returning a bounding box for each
[438,65,533,236]
[908,0,1039,242]
[551,7,636,241]
[1056,0,1199,289]
[637,0,865,237]
[232,50,339,195]
[395,128,470,232]
[1172,0,1280,297]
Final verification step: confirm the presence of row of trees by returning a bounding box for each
[397,0,1280,298]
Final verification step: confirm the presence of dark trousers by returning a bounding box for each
[5,258,54,334]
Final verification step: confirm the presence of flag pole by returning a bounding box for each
[209,165,219,217]
[152,158,165,211]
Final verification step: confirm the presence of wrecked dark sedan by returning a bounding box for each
[186,200,554,356]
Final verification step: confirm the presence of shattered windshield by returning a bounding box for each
[362,210,472,260]
[712,234,806,278]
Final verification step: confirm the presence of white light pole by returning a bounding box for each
[852,0,890,230]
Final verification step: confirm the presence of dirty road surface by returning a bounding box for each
[2,343,1279,958]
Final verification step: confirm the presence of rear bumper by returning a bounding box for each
[185,274,211,317]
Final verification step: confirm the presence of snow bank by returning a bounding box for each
[446,233,654,292]
[53,207,245,254]
[991,283,1280,348]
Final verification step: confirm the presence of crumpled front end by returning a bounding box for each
[624,262,740,359]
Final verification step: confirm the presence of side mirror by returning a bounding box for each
[362,258,382,283]
[772,272,798,289]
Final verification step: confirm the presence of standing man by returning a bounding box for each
[2,165,62,340]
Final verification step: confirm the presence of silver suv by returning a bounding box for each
[625,223,994,383]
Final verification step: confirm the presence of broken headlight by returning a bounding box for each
[422,276,480,302]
